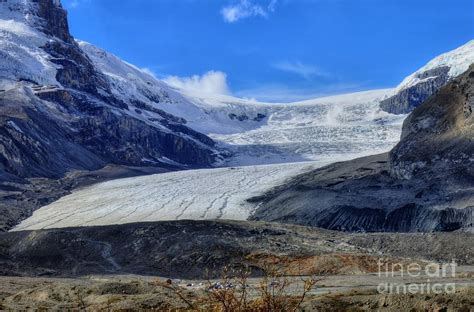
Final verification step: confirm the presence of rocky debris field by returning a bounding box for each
[0,220,473,279]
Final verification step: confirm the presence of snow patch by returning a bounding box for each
[6,120,23,133]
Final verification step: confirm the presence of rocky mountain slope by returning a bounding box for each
[380,40,474,114]
[389,64,474,180]
[0,0,223,230]
[250,65,474,232]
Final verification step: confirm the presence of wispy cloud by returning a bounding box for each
[235,82,368,103]
[272,61,329,79]
[164,71,231,96]
[221,0,278,23]
[140,67,158,78]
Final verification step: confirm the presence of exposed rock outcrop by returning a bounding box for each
[32,0,72,43]
[380,66,450,114]
[389,64,474,179]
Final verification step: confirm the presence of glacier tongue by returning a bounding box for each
[13,161,332,231]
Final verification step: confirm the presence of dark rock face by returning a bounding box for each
[250,66,474,232]
[43,41,110,94]
[0,89,102,179]
[389,65,474,179]
[32,0,72,43]
[0,85,217,184]
[74,106,217,166]
[380,66,450,114]
[0,0,222,230]
[228,113,266,122]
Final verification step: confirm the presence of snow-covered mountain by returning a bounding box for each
[0,0,222,174]
[13,66,474,232]
[0,0,404,172]
[380,40,474,114]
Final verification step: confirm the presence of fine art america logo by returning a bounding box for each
[377,259,457,295]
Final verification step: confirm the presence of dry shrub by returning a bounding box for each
[151,262,323,311]
[151,279,196,310]
[202,265,322,312]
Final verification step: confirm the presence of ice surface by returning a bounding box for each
[13,161,333,230]
[207,90,405,165]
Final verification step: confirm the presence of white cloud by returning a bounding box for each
[164,71,231,96]
[273,61,329,79]
[221,0,277,23]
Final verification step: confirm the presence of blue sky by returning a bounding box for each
[63,0,473,102]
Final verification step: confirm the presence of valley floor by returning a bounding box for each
[1,273,473,311]
[2,219,473,310]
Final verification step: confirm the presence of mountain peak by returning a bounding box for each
[0,0,71,42]
[396,40,474,92]
[32,0,71,42]
[380,40,474,114]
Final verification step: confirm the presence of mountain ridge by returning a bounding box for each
[380,40,474,114]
